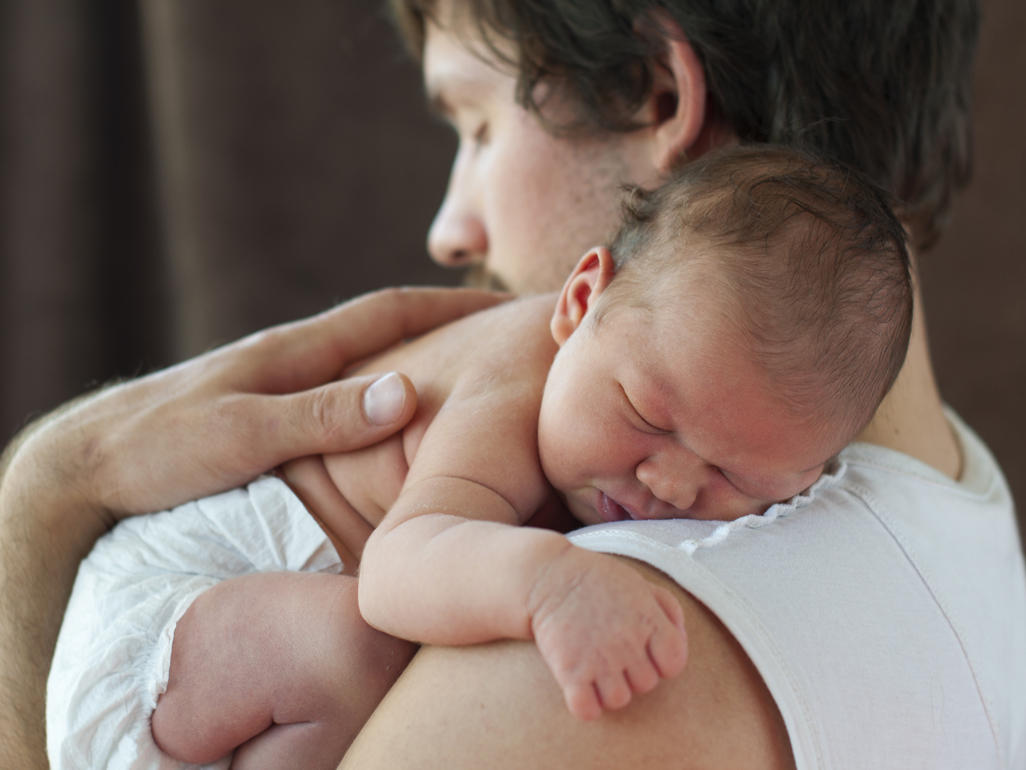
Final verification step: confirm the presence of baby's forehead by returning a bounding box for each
[617,255,741,335]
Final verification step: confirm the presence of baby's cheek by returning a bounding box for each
[706,477,771,521]
[563,491,603,527]
[536,418,576,485]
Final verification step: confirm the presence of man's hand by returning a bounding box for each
[529,548,689,721]
[0,285,504,769]
[7,286,506,520]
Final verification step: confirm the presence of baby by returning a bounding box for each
[47,145,912,769]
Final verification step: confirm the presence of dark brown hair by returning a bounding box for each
[390,0,978,251]
[609,144,913,442]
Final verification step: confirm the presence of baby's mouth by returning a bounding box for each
[598,492,633,523]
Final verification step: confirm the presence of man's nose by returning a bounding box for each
[426,159,487,268]
[635,450,704,513]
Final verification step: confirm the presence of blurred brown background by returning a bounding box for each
[2,1,1023,527]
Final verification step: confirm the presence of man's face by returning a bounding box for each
[422,16,657,293]
[537,273,833,525]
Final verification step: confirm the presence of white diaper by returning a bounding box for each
[46,476,342,770]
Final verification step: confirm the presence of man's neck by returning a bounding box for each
[856,259,962,479]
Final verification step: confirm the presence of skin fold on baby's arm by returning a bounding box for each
[355,310,688,720]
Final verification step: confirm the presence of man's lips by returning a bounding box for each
[598,492,634,523]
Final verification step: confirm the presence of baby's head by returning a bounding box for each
[538,145,912,525]
[609,144,914,446]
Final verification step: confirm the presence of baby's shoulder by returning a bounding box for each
[354,293,555,425]
[463,294,558,369]
[403,295,556,387]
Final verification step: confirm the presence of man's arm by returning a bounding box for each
[341,558,796,770]
[0,286,504,768]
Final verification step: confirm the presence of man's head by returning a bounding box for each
[537,145,912,524]
[393,0,978,292]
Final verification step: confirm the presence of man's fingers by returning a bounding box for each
[262,372,418,460]
[361,372,414,426]
[244,287,509,392]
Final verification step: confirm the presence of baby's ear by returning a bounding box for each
[550,247,616,345]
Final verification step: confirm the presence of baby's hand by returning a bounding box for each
[528,548,688,720]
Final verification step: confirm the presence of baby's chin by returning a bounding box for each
[559,491,605,528]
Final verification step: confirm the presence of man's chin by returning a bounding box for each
[462,264,511,292]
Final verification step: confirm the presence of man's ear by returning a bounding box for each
[550,247,616,345]
[639,12,709,173]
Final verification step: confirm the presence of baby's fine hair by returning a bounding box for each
[610,144,913,442]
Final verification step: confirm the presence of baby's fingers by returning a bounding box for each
[624,656,661,695]
[654,584,687,631]
[564,681,603,722]
[563,670,635,721]
[648,625,688,680]
[650,588,689,678]
[595,670,632,713]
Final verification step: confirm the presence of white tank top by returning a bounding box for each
[570,408,1026,769]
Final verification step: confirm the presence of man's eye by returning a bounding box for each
[472,122,490,145]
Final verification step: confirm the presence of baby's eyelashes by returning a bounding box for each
[619,383,671,435]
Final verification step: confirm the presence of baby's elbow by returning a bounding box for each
[355,571,380,629]
[355,532,391,630]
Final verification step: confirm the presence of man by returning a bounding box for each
[2,1,1022,768]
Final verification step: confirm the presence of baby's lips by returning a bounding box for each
[597,492,632,522]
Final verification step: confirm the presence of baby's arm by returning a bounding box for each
[357,377,688,720]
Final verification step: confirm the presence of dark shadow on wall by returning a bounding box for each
[920,0,1026,529]
[2,1,1023,529]
[1,1,458,443]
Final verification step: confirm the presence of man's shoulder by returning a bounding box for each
[340,557,797,769]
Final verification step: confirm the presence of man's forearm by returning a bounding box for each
[0,409,112,769]
[0,287,507,768]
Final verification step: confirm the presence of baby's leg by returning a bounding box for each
[151,571,416,769]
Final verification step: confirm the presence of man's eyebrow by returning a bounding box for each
[424,66,493,119]
[426,90,453,120]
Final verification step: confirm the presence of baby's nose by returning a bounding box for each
[635,456,700,514]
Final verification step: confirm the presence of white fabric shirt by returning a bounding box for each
[570,408,1026,770]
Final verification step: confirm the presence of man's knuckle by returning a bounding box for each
[307,390,334,436]
[307,389,352,444]
[209,395,253,443]
[370,285,404,309]
[242,325,289,356]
